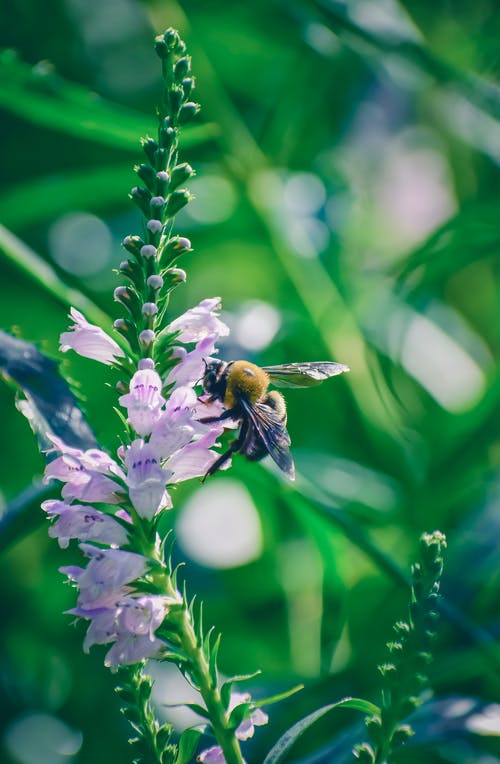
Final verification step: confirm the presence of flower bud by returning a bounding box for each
[142,302,158,317]
[135,163,156,190]
[138,357,155,370]
[182,77,195,98]
[140,245,157,259]
[169,163,194,191]
[130,186,152,215]
[141,137,158,164]
[122,235,144,256]
[154,147,168,167]
[139,329,156,348]
[159,125,176,150]
[114,318,127,330]
[116,380,129,394]
[114,286,131,303]
[147,275,164,290]
[147,219,163,234]
[165,268,186,283]
[156,170,170,194]
[174,56,191,81]
[150,197,166,220]
[169,85,184,115]
[178,102,200,124]
[165,189,191,217]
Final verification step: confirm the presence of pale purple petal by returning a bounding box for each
[117,595,168,638]
[61,473,123,504]
[149,386,206,459]
[124,439,168,519]
[42,501,129,548]
[165,430,228,483]
[80,608,118,651]
[168,297,229,343]
[165,335,216,389]
[197,746,227,764]
[119,368,166,436]
[60,308,125,364]
[104,633,165,669]
[75,546,149,607]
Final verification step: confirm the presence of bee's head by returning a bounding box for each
[202,359,228,399]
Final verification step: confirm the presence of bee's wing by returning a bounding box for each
[240,397,295,480]
[263,362,349,388]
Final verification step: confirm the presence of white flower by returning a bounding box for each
[60,308,125,364]
[168,297,229,343]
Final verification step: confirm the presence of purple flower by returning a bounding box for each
[104,632,165,669]
[42,500,129,549]
[60,308,125,364]
[163,429,228,483]
[197,746,229,764]
[123,439,171,519]
[119,368,166,436]
[228,692,269,741]
[117,595,169,638]
[43,437,125,505]
[166,335,217,389]
[44,455,123,504]
[168,297,229,343]
[149,386,213,459]
[68,545,149,609]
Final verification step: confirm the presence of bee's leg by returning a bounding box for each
[198,407,239,424]
[201,419,248,482]
[201,440,239,482]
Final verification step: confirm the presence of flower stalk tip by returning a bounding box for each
[40,27,248,764]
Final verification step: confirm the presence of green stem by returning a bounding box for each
[178,610,245,764]
[135,531,245,764]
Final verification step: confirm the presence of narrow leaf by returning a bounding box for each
[252,684,304,709]
[0,330,97,451]
[263,698,381,764]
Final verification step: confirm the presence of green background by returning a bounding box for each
[1,1,500,762]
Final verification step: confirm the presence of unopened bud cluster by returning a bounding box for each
[116,28,197,370]
[353,531,446,763]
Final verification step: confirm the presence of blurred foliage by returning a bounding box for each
[1,0,500,763]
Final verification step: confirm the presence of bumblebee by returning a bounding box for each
[200,359,349,480]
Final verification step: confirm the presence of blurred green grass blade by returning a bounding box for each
[0,49,218,151]
[291,476,500,673]
[0,164,133,229]
[0,481,53,553]
[0,224,114,333]
[395,199,500,288]
[307,0,500,121]
[263,697,380,764]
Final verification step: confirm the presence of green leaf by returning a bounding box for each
[263,698,381,764]
[220,670,263,708]
[0,330,97,452]
[0,49,218,151]
[0,224,114,333]
[161,702,209,720]
[174,728,203,764]
[251,684,304,708]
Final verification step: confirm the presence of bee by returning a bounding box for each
[199,360,349,481]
